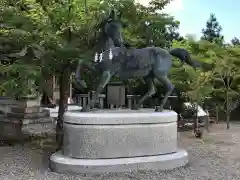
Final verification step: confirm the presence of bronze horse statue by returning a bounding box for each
[76,11,201,112]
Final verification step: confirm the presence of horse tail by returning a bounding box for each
[169,48,201,68]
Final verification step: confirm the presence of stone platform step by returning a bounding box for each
[50,149,189,173]
[21,116,53,125]
[0,114,55,141]
[1,116,53,125]
[10,106,45,114]
[7,109,50,119]
[22,123,56,138]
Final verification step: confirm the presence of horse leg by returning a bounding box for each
[82,70,111,112]
[91,70,112,108]
[132,77,156,110]
[155,75,174,112]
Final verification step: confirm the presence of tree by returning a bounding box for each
[231,37,240,46]
[171,39,215,134]
[177,39,240,129]
[0,0,44,98]
[212,46,240,129]
[33,0,105,148]
[201,13,224,45]
[120,0,181,48]
[0,0,104,148]
[170,39,215,92]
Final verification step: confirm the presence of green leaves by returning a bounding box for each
[171,40,216,103]
[201,13,224,45]
[172,38,240,117]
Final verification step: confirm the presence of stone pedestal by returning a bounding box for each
[0,98,52,141]
[50,109,188,173]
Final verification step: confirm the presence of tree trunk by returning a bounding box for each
[216,106,219,124]
[204,109,210,132]
[193,103,198,134]
[226,90,230,129]
[226,112,230,129]
[84,0,87,14]
[56,70,70,150]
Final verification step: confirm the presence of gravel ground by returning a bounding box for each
[1,123,240,180]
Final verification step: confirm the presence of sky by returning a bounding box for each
[138,0,239,42]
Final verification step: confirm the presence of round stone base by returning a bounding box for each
[62,109,179,159]
[50,148,188,173]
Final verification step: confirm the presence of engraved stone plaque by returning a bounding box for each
[107,82,125,107]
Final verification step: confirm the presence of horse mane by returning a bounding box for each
[93,9,123,52]
[93,15,115,52]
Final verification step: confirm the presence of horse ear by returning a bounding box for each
[109,9,115,20]
[118,11,122,19]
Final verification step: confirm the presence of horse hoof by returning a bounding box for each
[95,102,101,109]
[131,105,140,110]
[81,106,91,112]
[155,106,163,112]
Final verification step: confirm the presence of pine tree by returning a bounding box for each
[201,13,224,44]
[0,0,43,98]
[231,37,240,46]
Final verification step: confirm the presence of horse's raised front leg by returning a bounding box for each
[155,75,174,112]
[81,70,111,112]
[132,77,156,110]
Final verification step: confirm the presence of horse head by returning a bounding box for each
[98,10,125,49]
